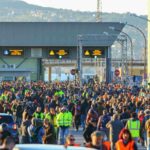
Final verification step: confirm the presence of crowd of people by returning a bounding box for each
[0,77,150,150]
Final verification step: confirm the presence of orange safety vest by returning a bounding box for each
[116,140,135,150]
[103,141,111,150]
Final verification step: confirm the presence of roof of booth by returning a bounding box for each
[0,22,124,47]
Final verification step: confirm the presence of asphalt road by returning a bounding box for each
[69,128,146,150]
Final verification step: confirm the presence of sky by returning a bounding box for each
[22,0,148,15]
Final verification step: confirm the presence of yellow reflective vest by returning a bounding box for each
[33,112,45,120]
[127,119,140,138]
[82,92,88,98]
[56,111,72,127]
[45,113,57,127]
[45,113,52,122]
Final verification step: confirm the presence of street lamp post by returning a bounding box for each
[109,26,134,76]
[125,23,147,80]
[120,31,133,76]
[129,13,150,85]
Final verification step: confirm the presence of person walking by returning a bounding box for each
[33,106,45,120]
[142,109,150,147]
[97,110,111,139]
[80,99,88,130]
[145,118,150,150]
[83,103,98,143]
[28,118,45,144]
[42,118,56,144]
[106,114,124,150]
[74,101,81,132]
[56,106,72,144]
[126,112,141,142]
[20,114,31,144]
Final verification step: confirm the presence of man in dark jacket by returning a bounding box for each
[97,110,111,139]
[106,114,124,149]
[20,114,31,144]
[43,118,56,144]
[83,104,98,143]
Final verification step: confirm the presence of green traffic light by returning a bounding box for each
[94,56,97,59]
[59,55,62,59]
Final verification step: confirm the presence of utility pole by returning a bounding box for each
[96,0,102,22]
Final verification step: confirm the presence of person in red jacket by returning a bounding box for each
[115,128,138,150]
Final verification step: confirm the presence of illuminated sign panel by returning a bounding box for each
[84,50,90,56]
[84,49,103,58]
[49,50,55,56]
[49,49,69,58]
[56,49,68,56]
[92,50,102,56]
[3,49,24,56]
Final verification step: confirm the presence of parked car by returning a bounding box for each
[13,144,95,150]
[0,113,19,143]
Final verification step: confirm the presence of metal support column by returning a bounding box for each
[120,36,128,80]
[37,58,42,80]
[78,35,83,88]
[48,66,51,82]
[106,47,112,83]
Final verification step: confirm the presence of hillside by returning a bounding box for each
[0,0,147,59]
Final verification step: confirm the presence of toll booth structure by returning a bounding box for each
[0,22,124,82]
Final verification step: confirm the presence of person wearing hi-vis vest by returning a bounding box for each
[56,106,72,145]
[33,106,45,120]
[126,112,141,142]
